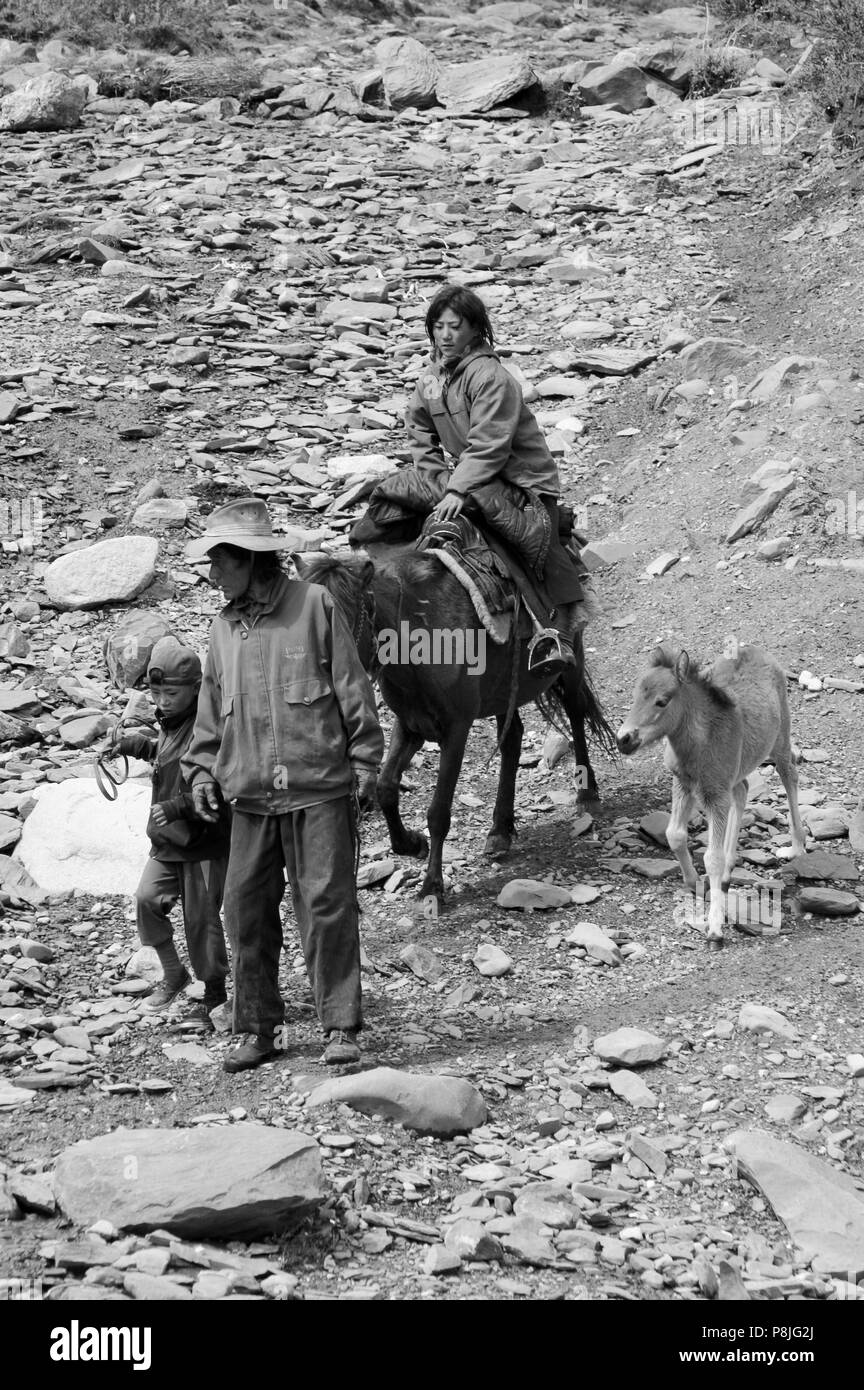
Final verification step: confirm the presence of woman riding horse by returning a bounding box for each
[405,284,587,675]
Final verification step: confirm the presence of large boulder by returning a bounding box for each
[0,69,85,131]
[436,54,536,114]
[302,1067,486,1136]
[15,777,150,896]
[44,536,159,610]
[731,1130,864,1278]
[53,1125,325,1239]
[103,611,173,689]
[374,36,440,110]
[578,60,651,113]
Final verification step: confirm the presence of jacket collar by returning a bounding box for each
[432,344,498,386]
[221,572,292,626]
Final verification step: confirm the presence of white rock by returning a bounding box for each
[473,943,514,977]
[15,777,150,895]
[44,536,159,610]
[738,1003,798,1041]
[593,1027,667,1066]
[496,878,572,910]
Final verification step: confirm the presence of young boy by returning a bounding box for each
[116,635,232,1021]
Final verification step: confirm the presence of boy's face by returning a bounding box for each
[151,681,199,715]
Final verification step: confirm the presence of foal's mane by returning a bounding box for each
[299,551,369,611]
[650,644,737,709]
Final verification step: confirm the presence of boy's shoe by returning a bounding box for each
[145,967,191,1012]
[322,1030,360,1065]
[223,1034,278,1073]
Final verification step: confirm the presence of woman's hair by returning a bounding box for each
[424,284,495,348]
[217,543,283,579]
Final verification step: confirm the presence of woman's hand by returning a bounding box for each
[432,492,466,522]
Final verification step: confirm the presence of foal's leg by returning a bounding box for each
[377,718,427,859]
[704,793,732,948]
[773,752,807,858]
[721,778,748,889]
[484,711,522,859]
[666,776,699,891]
[420,719,472,903]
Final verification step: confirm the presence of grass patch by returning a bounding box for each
[0,0,231,53]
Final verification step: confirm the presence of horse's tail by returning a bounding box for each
[536,632,617,757]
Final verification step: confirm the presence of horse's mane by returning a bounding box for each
[650,643,736,709]
[300,551,369,613]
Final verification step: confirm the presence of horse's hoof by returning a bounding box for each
[706,936,724,952]
[482,833,511,859]
[393,833,428,859]
[416,888,443,914]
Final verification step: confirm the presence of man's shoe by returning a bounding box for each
[322,1030,360,1065]
[223,1035,278,1073]
[145,968,191,1012]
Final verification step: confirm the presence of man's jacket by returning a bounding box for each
[406,346,561,498]
[182,575,384,815]
[120,713,232,863]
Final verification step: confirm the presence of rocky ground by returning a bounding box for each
[0,0,863,1309]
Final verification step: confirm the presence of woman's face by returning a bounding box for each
[432,308,478,363]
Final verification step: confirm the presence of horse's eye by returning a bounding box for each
[655,696,669,708]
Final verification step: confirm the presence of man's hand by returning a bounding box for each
[354,767,378,812]
[192,782,221,823]
[431,491,465,523]
[150,804,168,828]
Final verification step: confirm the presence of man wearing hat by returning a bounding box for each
[115,635,232,1019]
[182,499,384,1072]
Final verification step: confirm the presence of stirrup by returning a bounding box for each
[527,629,569,674]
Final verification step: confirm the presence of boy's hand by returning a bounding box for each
[192,781,221,823]
[150,804,168,828]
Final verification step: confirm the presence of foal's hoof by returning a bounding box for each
[706,936,725,952]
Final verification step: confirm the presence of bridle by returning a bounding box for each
[351,583,379,678]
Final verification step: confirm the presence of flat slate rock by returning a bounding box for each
[788,850,859,882]
[496,878,573,910]
[303,1067,486,1136]
[799,887,860,916]
[731,1129,864,1278]
[53,1124,325,1239]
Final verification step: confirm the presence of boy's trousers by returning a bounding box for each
[135,857,229,984]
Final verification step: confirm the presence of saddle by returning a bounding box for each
[349,468,589,646]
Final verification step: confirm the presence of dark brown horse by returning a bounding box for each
[296,548,614,905]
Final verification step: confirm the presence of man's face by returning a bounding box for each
[150,681,199,715]
[208,544,253,600]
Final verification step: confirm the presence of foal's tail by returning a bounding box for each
[536,632,618,757]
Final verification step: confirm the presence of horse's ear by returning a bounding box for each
[290,552,307,576]
[650,643,674,669]
[675,650,691,683]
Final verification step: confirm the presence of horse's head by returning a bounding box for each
[293,550,377,673]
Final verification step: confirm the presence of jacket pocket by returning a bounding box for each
[280,676,343,765]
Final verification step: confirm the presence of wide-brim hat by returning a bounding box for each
[186,498,301,561]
